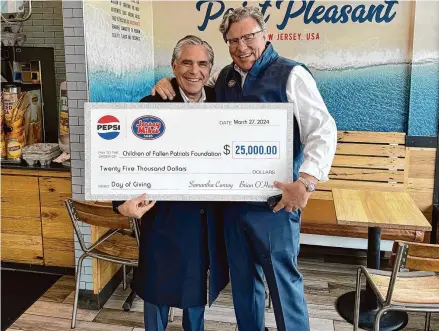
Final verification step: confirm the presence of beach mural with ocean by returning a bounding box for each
[83,0,154,102]
[83,0,438,136]
[407,1,439,137]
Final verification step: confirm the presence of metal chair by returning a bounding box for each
[354,241,439,331]
[65,199,140,329]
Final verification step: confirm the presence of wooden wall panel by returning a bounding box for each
[1,175,43,264]
[1,170,73,267]
[332,155,405,170]
[337,131,405,144]
[91,225,121,294]
[40,177,75,267]
[43,239,75,267]
[329,168,404,182]
[318,180,404,192]
[1,168,71,178]
[1,232,44,264]
[406,147,436,242]
[336,144,405,157]
[1,216,41,236]
[1,175,40,218]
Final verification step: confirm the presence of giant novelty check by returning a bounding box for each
[85,103,294,201]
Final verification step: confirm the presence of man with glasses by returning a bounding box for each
[152,7,337,331]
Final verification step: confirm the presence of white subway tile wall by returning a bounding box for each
[62,0,92,291]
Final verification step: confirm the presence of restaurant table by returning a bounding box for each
[333,189,432,331]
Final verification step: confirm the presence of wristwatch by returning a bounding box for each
[298,177,316,192]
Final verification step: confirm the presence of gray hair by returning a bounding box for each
[171,35,214,67]
[219,6,266,42]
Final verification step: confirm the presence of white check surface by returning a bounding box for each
[85,103,294,201]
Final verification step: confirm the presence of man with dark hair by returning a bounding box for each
[152,6,337,331]
[114,35,228,331]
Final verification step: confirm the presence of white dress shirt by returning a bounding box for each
[179,86,206,103]
[208,65,337,182]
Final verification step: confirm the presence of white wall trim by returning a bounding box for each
[300,233,394,252]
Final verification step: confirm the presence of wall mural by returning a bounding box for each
[83,0,154,102]
[407,1,439,137]
[83,0,438,136]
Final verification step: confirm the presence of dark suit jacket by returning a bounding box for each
[113,79,228,308]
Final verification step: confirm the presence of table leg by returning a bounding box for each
[335,227,408,330]
[365,226,380,309]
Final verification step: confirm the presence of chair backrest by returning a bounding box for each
[391,241,439,272]
[92,201,113,206]
[66,199,131,230]
[318,131,406,192]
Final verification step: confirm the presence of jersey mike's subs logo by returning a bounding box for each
[97,115,120,140]
[132,115,166,140]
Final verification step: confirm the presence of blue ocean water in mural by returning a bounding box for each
[154,66,174,84]
[156,64,411,132]
[313,64,411,133]
[408,62,439,137]
[90,63,438,136]
[88,69,155,103]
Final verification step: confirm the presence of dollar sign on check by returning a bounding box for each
[223,144,230,155]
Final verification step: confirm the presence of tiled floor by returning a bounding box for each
[7,257,438,330]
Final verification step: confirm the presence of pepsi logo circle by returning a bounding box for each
[97,115,120,140]
[132,115,165,140]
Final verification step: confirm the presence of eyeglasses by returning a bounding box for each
[226,30,264,47]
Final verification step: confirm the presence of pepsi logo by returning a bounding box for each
[97,115,120,140]
[132,115,165,140]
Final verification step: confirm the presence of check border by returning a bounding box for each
[85,102,294,201]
